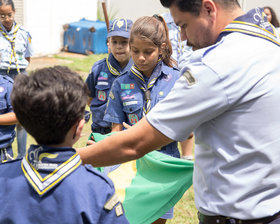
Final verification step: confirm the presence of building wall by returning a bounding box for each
[18,0,97,56]
[242,0,280,19]
[106,0,168,21]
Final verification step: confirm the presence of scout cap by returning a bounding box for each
[107,18,133,38]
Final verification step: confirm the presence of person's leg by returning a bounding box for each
[16,123,27,158]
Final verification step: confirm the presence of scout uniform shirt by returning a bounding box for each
[0,145,129,223]
[86,53,133,132]
[104,61,180,158]
[0,75,15,163]
[163,13,193,69]
[0,22,32,72]
[147,8,280,219]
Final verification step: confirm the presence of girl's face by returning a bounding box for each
[264,8,272,23]
[108,36,130,69]
[130,37,161,77]
[0,4,15,31]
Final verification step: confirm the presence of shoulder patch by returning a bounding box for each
[115,203,124,216]
[182,70,196,86]
[104,193,120,210]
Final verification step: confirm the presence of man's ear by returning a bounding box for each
[201,0,217,19]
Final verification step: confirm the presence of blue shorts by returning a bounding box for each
[160,207,174,219]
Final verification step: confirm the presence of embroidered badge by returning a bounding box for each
[182,70,196,86]
[128,114,139,125]
[123,101,138,106]
[98,72,108,80]
[98,90,106,101]
[115,204,124,216]
[104,193,119,210]
[97,81,108,86]
[117,20,124,28]
[121,84,134,90]
[109,91,115,100]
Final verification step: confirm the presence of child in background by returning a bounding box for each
[0,74,17,163]
[162,12,194,160]
[0,0,33,158]
[0,66,129,224]
[104,15,193,224]
[86,18,133,135]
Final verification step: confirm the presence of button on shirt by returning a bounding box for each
[104,62,180,158]
[147,8,280,219]
[0,75,15,149]
[86,54,133,130]
[0,22,33,69]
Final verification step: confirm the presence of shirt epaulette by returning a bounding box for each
[18,26,32,38]
[84,164,115,188]
[0,75,13,84]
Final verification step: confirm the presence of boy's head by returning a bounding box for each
[107,18,133,68]
[11,66,88,146]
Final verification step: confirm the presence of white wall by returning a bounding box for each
[107,0,168,21]
[242,0,280,18]
[24,0,97,56]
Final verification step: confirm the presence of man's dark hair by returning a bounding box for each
[11,66,88,145]
[160,0,240,15]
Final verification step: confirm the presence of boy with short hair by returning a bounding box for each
[0,66,129,224]
[0,74,17,163]
[86,18,133,135]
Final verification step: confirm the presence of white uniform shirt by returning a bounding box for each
[0,22,33,70]
[147,9,280,219]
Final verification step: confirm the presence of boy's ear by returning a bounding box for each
[72,119,85,143]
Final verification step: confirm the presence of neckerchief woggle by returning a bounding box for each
[217,7,280,46]
[0,22,20,74]
[131,59,162,116]
[21,145,81,197]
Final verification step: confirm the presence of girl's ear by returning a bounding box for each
[160,42,167,55]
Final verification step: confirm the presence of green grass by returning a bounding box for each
[14,53,198,224]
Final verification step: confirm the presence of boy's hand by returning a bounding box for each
[86,133,95,146]
[122,122,131,129]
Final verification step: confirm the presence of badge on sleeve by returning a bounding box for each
[104,193,120,210]
[98,90,106,101]
[182,70,196,86]
[109,91,115,100]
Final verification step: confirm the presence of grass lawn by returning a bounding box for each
[13,52,199,224]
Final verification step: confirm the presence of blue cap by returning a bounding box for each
[107,18,133,39]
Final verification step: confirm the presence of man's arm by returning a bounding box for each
[77,117,172,167]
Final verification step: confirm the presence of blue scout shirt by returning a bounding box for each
[104,61,180,158]
[0,22,33,70]
[0,145,129,223]
[86,53,133,131]
[163,13,193,69]
[0,75,15,161]
[147,8,280,219]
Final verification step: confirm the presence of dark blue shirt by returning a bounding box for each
[0,144,129,223]
[86,53,133,131]
[104,62,180,158]
[0,75,15,149]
